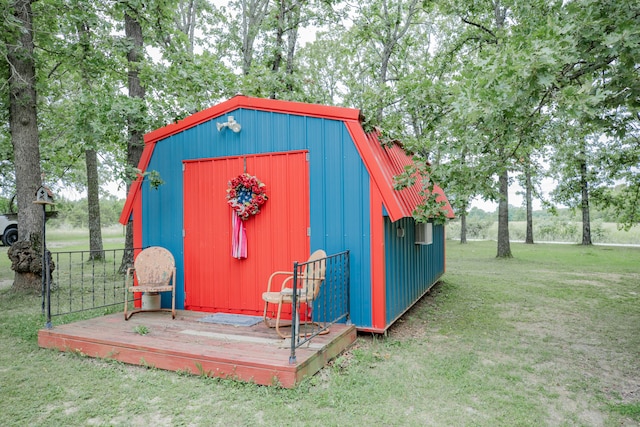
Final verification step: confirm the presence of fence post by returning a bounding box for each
[45,249,52,329]
[42,205,53,329]
[40,204,46,315]
[33,187,54,329]
[289,261,299,365]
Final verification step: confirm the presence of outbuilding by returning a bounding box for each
[119,95,453,333]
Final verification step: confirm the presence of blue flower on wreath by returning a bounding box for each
[226,173,268,220]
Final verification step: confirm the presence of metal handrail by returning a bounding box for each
[289,250,350,364]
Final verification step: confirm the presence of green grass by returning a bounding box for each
[46,224,126,251]
[1,241,639,426]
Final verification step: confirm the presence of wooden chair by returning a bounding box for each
[124,246,176,320]
[262,249,327,338]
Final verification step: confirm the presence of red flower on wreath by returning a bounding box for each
[226,173,268,220]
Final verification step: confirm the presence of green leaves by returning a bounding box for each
[1,0,638,234]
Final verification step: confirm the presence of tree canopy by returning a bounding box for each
[2,0,639,263]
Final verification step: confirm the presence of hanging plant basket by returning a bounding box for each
[226,173,268,220]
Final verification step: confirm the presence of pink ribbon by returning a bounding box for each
[231,211,247,259]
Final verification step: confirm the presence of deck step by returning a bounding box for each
[38,310,356,388]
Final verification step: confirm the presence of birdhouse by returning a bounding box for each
[34,186,55,205]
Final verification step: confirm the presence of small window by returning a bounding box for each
[415,222,433,245]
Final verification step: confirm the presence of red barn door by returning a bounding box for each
[183,151,310,315]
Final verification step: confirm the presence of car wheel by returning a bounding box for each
[2,228,18,246]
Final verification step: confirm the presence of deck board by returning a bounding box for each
[38,310,356,388]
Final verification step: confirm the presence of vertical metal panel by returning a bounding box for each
[142,139,187,308]
[307,120,372,328]
[384,218,446,324]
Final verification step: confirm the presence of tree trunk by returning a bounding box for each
[121,224,135,275]
[459,199,468,244]
[493,0,510,259]
[284,4,300,93]
[496,169,512,258]
[241,0,269,75]
[272,0,285,74]
[373,0,421,122]
[78,20,104,260]
[525,164,534,244]
[6,0,44,292]
[121,11,146,272]
[269,0,286,98]
[285,25,299,77]
[460,212,467,244]
[176,0,197,54]
[579,154,592,245]
[86,148,104,260]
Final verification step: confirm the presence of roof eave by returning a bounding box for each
[144,95,362,145]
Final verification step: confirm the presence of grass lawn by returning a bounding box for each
[0,241,638,426]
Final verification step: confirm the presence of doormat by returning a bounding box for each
[197,313,263,327]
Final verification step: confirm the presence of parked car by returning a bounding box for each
[1,214,18,246]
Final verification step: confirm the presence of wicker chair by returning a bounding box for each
[124,246,176,320]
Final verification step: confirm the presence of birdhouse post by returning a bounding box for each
[33,186,55,328]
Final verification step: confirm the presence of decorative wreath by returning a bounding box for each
[226,173,268,220]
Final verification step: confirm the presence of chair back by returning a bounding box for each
[301,249,326,300]
[134,247,175,286]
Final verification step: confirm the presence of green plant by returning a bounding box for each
[608,402,640,422]
[133,325,150,335]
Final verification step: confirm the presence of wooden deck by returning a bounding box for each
[38,310,357,388]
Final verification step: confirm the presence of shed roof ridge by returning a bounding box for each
[144,95,362,145]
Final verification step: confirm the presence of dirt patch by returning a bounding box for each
[385,282,445,340]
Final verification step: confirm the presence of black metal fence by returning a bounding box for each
[289,250,350,364]
[43,248,137,326]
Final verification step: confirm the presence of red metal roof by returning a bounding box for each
[119,96,454,225]
[144,95,361,144]
[344,123,454,222]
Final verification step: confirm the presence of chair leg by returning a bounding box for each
[263,301,271,327]
[171,289,176,319]
[124,288,129,320]
[275,301,286,339]
[264,300,290,329]
[280,304,331,338]
[263,301,279,328]
[303,305,330,335]
[124,290,176,321]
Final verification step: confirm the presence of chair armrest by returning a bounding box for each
[280,288,307,298]
[265,271,293,292]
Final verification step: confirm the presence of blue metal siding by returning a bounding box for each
[384,218,446,324]
[308,120,372,327]
[140,108,373,327]
[141,143,186,308]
